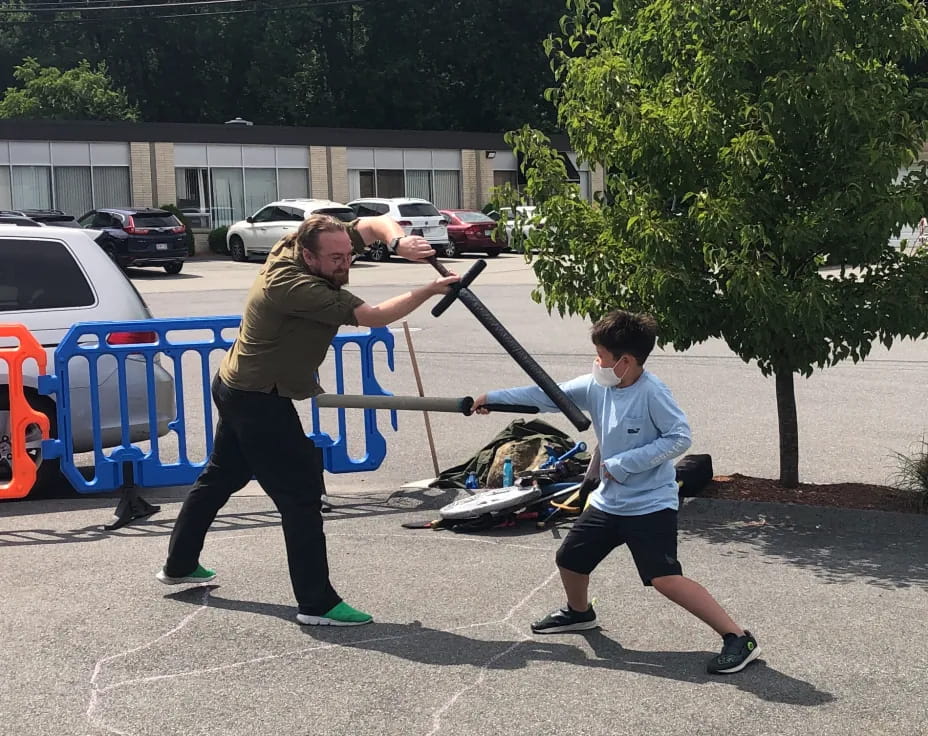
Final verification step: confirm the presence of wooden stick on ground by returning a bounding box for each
[402,320,440,477]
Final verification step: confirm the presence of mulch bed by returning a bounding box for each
[702,474,925,514]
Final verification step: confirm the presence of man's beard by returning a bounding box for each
[307,265,349,287]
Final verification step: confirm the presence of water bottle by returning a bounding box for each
[502,457,514,487]
[465,471,479,490]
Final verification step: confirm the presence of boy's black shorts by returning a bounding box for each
[556,506,683,585]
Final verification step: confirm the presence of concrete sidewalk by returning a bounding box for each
[0,487,925,736]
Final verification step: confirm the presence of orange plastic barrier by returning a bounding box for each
[0,324,50,499]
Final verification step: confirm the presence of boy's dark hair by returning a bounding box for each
[590,310,658,364]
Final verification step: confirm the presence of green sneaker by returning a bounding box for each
[156,564,216,585]
[296,601,373,626]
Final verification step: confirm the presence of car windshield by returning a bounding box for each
[314,207,357,223]
[132,213,179,228]
[453,211,495,224]
[398,203,440,217]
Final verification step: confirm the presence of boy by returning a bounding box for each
[472,310,761,674]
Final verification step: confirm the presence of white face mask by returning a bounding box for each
[592,358,628,388]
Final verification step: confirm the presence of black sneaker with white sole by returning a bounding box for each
[531,604,598,634]
[707,631,762,674]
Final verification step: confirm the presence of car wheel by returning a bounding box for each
[229,235,248,262]
[163,261,184,275]
[485,248,502,258]
[0,389,60,497]
[441,242,459,258]
[367,242,391,262]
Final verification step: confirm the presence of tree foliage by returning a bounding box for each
[0,57,139,121]
[501,0,928,486]
[0,0,569,131]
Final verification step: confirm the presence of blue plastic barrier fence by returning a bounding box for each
[38,317,397,493]
[309,327,399,473]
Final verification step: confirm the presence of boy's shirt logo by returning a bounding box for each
[627,427,641,434]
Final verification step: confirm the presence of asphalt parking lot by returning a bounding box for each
[2,253,927,736]
[2,489,926,736]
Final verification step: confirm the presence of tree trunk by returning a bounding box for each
[775,368,799,488]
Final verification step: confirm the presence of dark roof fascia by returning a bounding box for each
[0,119,572,151]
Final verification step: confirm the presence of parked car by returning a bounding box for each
[78,207,188,275]
[347,197,450,261]
[0,213,42,227]
[0,224,176,494]
[439,209,508,257]
[499,205,538,240]
[226,199,358,261]
[1,208,80,228]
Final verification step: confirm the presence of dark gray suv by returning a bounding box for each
[78,207,187,274]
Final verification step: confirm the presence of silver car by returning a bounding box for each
[0,225,175,494]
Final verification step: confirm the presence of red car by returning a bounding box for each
[439,209,508,257]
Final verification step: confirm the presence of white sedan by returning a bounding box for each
[226,199,358,261]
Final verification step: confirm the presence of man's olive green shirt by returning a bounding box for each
[218,226,367,400]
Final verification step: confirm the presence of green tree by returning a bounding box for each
[502,0,928,487]
[0,57,139,121]
[0,1,572,131]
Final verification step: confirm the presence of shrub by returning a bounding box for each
[208,226,229,255]
[890,436,928,512]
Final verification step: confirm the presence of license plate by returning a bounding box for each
[156,243,168,251]
[484,230,492,236]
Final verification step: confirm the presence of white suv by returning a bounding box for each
[226,199,358,261]
[347,197,450,261]
[0,225,175,494]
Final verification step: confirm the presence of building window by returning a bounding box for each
[0,167,10,209]
[54,166,93,217]
[348,167,461,207]
[244,168,277,217]
[174,144,311,228]
[0,142,130,214]
[376,169,405,198]
[432,170,461,210]
[348,169,376,199]
[278,168,309,199]
[405,169,431,200]
[93,166,131,208]
[346,148,462,207]
[176,167,309,228]
[209,168,245,228]
[493,170,519,190]
[11,166,52,209]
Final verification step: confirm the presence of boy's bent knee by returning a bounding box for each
[650,574,686,593]
[555,545,594,575]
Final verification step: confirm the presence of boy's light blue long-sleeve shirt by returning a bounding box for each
[487,371,692,516]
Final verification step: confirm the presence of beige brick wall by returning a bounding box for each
[461,149,478,209]
[476,151,496,208]
[591,165,605,201]
[151,142,175,207]
[310,146,329,198]
[328,146,348,203]
[193,231,211,256]
[129,142,153,207]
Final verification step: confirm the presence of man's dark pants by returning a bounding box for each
[165,375,341,615]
